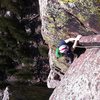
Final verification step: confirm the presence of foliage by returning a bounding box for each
[15,69,33,80]
[38,45,49,57]
[10,83,53,100]
[0,0,49,83]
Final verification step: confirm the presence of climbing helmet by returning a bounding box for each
[59,45,69,53]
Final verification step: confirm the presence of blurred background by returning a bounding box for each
[0,0,52,99]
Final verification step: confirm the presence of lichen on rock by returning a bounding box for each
[59,0,77,3]
[46,0,70,45]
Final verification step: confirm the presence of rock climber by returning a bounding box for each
[56,35,82,63]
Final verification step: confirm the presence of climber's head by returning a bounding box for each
[55,40,69,58]
[59,45,69,53]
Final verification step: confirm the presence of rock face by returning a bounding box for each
[50,48,100,100]
[39,0,100,99]
[39,0,100,45]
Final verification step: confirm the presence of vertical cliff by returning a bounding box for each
[39,0,100,99]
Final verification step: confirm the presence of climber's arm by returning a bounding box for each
[65,38,77,49]
[64,38,76,43]
[64,35,82,49]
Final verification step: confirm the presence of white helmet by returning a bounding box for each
[59,45,68,53]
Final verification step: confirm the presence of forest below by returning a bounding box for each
[0,0,50,87]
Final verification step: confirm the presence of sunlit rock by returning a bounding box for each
[39,0,100,99]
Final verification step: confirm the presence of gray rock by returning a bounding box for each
[39,0,100,99]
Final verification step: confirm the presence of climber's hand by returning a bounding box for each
[76,35,82,41]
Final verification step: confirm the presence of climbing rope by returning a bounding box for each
[76,45,100,48]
